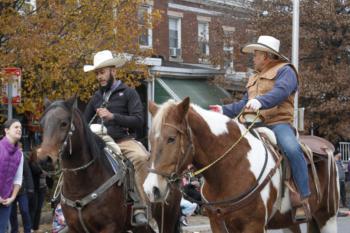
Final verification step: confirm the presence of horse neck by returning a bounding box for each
[61,113,111,198]
[187,109,256,198]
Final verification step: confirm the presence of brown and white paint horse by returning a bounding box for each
[143,98,339,233]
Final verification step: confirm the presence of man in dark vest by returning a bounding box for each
[84,50,148,225]
[210,35,310,221]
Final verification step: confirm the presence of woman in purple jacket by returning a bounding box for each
[0,119,23,232]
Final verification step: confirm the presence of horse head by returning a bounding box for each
[38,96,77,164]
[144,97,195,202]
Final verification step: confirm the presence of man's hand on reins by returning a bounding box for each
[246,99,262,112]
[96,108,114,121]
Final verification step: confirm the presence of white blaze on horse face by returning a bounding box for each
[191,105,230,136]
[143,163,168,202]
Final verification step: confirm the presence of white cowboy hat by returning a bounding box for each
[83,50,127,72]
[241,35,289,61]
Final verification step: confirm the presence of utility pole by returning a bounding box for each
[292,0,300,129]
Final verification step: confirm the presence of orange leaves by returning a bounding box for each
[0,0,160,117]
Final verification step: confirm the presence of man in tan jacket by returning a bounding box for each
[211,35,310,221]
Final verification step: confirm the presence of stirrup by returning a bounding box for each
[292,202,311,223]
[131,205,148,226]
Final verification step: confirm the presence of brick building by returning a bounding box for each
[141,0,254,72]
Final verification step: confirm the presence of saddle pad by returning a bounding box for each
[104,147,121,174]
[299,135,334,156]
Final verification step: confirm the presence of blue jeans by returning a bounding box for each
[29,188,46,230]
[268,123,311,198]
[0,204,11,233]
[180,197,198,216]
[10,194,32,233]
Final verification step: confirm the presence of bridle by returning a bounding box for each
[43,102,122,233]
[42,104,97,173]
[148,117,195,184]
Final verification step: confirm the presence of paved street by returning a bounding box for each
[183,210,350,233]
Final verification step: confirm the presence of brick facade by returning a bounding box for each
[150,0,255,72]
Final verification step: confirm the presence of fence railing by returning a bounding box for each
[339,142,350,164]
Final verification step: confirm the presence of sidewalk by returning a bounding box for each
[183,215,211,233]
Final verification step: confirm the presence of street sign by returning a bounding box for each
[1,67,21,104]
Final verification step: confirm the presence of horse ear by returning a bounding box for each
[66,95,78,109]
[148,100,159,117]
[44,98,52,109]
[177,97,190,119]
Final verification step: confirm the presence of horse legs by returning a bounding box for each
[307,217,321,233]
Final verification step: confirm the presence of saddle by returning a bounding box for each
[90,124,140,204]
[299,135,335,158]
[254,128,335,223]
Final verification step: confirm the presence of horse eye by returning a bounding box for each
[167,136,176,144]
[60,121,68,128]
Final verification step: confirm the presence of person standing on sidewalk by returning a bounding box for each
[335,153,347,207]
[0,119,24,233]
[9,148,34,233]
[28,148,48,233]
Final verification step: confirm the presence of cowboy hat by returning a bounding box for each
[83,50,127,72]
[241,35,289,61]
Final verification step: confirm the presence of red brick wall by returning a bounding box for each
[153,0,169,60]
[152,0,254,71]
[181,12,198,63]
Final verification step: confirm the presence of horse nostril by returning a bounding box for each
[40,156,54,171]
[152,187,161,199]
[46,156,53,163]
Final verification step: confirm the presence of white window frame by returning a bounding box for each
[223,26,235,70]
[197,20,210,63]
[168,15,183,62]
[198,21,210,56]
[138,5,153,49]
[168,17,182,50]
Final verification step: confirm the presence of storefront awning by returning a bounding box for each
[155,78,230,109]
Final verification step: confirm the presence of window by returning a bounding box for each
[138,5,153,48]
[169,17,181,58]
[198,22,209,56]
[223,26,235,70]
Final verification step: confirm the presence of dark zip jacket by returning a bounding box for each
[84,82,144,141]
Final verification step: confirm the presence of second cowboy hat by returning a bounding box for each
[83,50,127,72]
[241,35,289,61]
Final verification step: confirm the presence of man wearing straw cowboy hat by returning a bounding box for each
[210,35,311,221]
[84,50,148,225]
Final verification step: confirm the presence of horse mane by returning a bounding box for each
[72,108,112,171]
[152,100,177,136]
[152,99,233,137]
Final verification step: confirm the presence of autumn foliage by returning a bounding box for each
[0,0,161,119]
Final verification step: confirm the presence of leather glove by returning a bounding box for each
[246,99,262,112]
[209,105,223,114]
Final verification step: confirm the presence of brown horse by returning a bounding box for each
[38,97,182,233]
[143,97,339,233]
